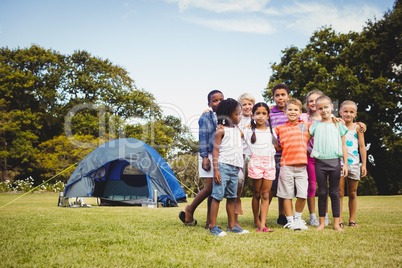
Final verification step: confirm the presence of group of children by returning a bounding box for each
[179,85,367,236]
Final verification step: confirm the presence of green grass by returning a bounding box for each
[0,194,401,267]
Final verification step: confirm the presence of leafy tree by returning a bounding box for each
[264,1,401,194]
[0,45,194,183]
[35,135,99,182]
[169,154,201,197]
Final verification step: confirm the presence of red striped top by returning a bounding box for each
[275,120,311,166]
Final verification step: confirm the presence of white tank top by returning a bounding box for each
[341,125,360,165]
[218,126,244,168]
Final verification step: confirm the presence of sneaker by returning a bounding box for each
[283,221,300,230]
[227,225,250,234]
[309,218,320,226]
[325,217,330,227]
[294,218,308,230]
[283,219,308,231]
[276,214,287,225]
[210,226,227,237]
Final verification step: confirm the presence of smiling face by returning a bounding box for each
[273,88,290,110]
[285,103,302,123]
[208,92,224,112]
[241,99,254,117]
[253,106,269,126]
[316,98,333,120]
[340,104,357,123]
[307,93,321,113]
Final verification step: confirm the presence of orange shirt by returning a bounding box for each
[275,120,311,166]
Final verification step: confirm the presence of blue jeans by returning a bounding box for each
[211,163,239,201]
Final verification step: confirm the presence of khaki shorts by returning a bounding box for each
[344,163,361,181]
[277,165,308,199]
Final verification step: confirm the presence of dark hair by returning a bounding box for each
[216,98,240,127]
[207,90,223,103]
[250,102,276,145]
[272,84,289,96]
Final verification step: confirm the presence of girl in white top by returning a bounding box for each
[338,100,367,228]
[244,102,280,232]
[210,98,249,236]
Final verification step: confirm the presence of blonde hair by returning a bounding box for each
[238,93,255,105]
[340,100,358,111]
[305,90,323,112]
[315,95,332,105]
[285,99,302,111]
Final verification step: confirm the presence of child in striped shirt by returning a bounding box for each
[274,99,311,230]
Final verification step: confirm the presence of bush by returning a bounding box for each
[40,180,66,192]
[0,180,13,193]
[13,176,34,192]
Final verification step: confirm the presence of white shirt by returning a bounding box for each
[218,126,244,168]
[238,115,252,156]
[244,128,276,157]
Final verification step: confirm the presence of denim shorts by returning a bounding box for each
[211,162,239,201]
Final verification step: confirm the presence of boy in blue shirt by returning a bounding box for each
[179,90,224,228]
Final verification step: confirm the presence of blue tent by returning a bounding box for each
[64,138,186,207]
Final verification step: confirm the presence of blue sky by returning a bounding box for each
[0,0,395,138]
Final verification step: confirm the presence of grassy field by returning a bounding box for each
[0,194,401,267]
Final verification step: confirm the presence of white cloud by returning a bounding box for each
[284,1,383,34]
[188,16,275,34]
[166,0,273,13]
[165,0,384,35]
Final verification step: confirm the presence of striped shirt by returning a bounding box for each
[269,106,288,156]
[275,120,311,166]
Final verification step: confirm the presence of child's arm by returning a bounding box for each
[357,125,367,177]
[332,117,345,125]
[199,115,211,171]
[357,122,367,133]
[273,127,281,151]
[212,129,224,185]
[235,125,244,138]
[341,135,348,178]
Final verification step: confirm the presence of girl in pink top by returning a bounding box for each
[300,90,324,226]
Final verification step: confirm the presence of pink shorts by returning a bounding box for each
[248,154,275,180]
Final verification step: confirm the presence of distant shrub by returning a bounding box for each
[13,176,34,192]
[0,180,13,193]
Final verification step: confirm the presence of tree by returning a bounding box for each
[0,45,195,183]
[264,1,401,194]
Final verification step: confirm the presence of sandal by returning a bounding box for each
[339,223,344,228]
[349,222,359,227]
[179,211,197,226]
[257,227,274,232]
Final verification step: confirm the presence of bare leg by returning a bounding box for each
[269,189,276,205]
[339,177,346,224]
[333,217,345,231]
[209,198,220,229]
[259,180,273,230]
[252,179,262,228]
[283,199,293,217]
[235,185,243,215]
[295,198,306,214]
[348,179,359,226]
[234,184,243,227]
[185,178,213,223]
[279,197,286,215]
[206,196,212,228]
[317,216,325,230]
[307,197,315,215]
[227,198,235,230]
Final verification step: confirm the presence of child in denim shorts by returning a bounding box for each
[210,98,250,236]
